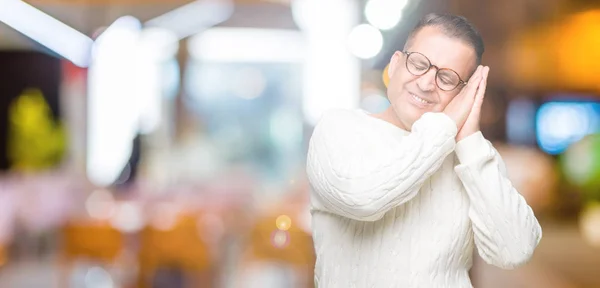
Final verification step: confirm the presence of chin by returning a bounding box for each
[388,106,415,131]
[404,101,429,117]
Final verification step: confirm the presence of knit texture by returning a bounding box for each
[306,109,542,288]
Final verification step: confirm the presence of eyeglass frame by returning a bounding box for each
[402,51,468,91]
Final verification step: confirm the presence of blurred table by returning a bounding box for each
[472,220,600,288]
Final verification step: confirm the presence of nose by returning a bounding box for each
[416,69,437,92]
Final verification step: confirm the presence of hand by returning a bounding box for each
[456,66,489,142]
[443,65,484,130]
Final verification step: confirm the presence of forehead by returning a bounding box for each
[407,26,476,78]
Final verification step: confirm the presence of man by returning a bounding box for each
[306,13,542,287]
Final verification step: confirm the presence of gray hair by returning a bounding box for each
[405,13,484,65]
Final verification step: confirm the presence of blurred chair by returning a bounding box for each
[237,212,315,288]
[137,213,214,288]
[59,220,125,287]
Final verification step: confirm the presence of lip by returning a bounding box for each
[407,92,434,108]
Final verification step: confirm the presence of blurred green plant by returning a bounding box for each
[560,133,600,202]
[7,88,67,171]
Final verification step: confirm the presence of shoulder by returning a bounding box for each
[318,108,367,125]
[309,109,393,157]
[313,109,370,135]
[308,109,375,153]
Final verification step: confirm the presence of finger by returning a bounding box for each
[481,66,490,83]
[463,65,482,90]
[477,67,489,101]
[472,67,489,110]
[461,66,483,106]
[460,65,483,99]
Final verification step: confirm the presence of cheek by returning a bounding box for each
[388,76,408,99]
[436,94,456,110]
[393,67,416,86]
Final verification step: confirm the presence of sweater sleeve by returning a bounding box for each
[306,110,457,221]
[454,132,542,269]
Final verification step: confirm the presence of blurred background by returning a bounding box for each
[0,0,599,287]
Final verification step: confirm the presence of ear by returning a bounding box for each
[388,51,404,79]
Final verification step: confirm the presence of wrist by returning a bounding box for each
[456,127,479,141]
[455,131,490,164]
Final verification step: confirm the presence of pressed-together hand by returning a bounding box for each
[456,66,489,142]
[444,66,489,140]
[443,65,484,130]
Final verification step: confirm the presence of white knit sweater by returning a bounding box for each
[306,109,542,288]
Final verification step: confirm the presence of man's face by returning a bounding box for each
[386,26,477,131]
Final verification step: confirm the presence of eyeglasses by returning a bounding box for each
[403,51,467,91]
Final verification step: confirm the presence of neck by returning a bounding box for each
[373,107,411,131]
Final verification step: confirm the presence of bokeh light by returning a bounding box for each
[271,230,290,249]
[536,101,600,155]
[561,134,600,194]
[364,0,407,30]
[275,215,292,231]
[110,201,144,233]
[495,144,558,212]
[85,189,116,220]
[84,266,115,288]
[361,91,389,113]
[382,64,390,87]
[580,203,600,248]
[347,24,383,59]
